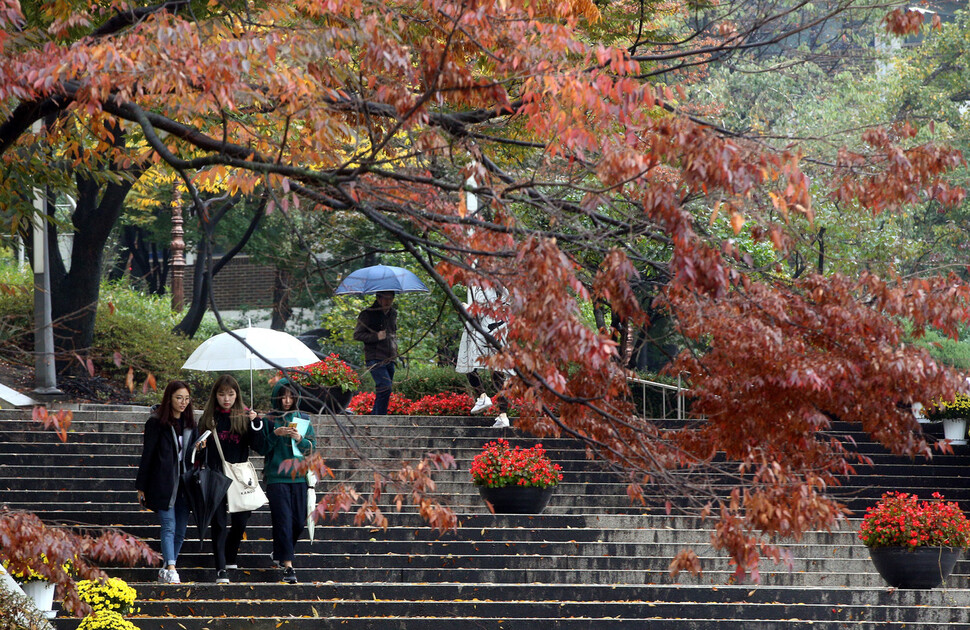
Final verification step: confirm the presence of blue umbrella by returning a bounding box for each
[335,265,430,295]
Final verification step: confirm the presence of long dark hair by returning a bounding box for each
[199,374,249,435]
[155,380,196,429]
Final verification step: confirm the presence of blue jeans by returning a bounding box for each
[158,492,189,567]
[366,360,395,415]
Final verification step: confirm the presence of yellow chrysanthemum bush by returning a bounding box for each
[2,553,76,583]
[76,610,140,630]
[925,393,970,421]
[77,578,139,616]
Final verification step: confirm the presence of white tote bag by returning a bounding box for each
[213,432,268,513]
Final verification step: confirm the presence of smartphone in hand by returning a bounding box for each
[194,430,212,449]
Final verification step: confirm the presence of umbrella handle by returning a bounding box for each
[250,420,263,432]
[191,430,212,465]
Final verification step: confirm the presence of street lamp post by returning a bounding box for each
[171,193,185,312]
[31,121,60,395]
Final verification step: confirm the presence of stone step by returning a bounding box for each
[108,551,970,580]
[68,581,970,605]
[7,446,970,478]
[8,484,970,517]
[5,441,967,479]
[3,424,967,460]
[0,407,950,437]
[53,617,970,630]
[13,510,870,542]
[87,565,918,587]
[50,596,970,623]
[1,405,964,629]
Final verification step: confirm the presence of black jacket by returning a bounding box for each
[135,414,196,512]
[202,409,256,468]
[353,301,398,363]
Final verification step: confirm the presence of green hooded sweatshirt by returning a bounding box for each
[255,378,316,484]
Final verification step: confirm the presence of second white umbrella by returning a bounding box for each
[182,325,319,405]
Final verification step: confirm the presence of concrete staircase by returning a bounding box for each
[2,407,970,628]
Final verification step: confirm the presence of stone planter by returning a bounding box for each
[297,385,355,414]
[478,485,555,514]
[942,418,967,445]
[868,546,963,589]
[21,580,57,619]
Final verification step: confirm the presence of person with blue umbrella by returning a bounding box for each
[338,265,429,415]
[353,291,399,415]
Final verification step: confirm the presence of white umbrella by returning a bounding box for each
[306,472,317,542]
[182,325,319,405]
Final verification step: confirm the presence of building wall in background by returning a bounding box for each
[183,255,275,309]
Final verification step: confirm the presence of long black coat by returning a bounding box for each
[135,415,196,512]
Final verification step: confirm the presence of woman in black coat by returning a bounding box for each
[136,380,197,584]
[195,374,260,584]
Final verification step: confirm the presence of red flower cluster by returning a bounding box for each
[858,492,970,549]
[347,392,475,416]
[284,354,361,392]
[469,438,563,489]
[347,392,415,415]
[409,392,474,416]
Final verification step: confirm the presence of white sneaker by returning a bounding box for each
[158,568,181,584]
[471,394,493,415]
[491,413,510,428]
[225,564,238,570]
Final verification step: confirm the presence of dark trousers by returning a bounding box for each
[210,502,252,570]
[367,360,396,415]
[267,482,308,563]
[467,370,509,412]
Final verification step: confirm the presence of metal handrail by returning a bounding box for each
[627,374,688,420]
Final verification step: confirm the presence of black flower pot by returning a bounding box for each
[478,485,555,514]
[298,385,356,414]
[868,546,963,588]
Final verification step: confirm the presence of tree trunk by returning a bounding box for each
[47,172,135,370]
[113,225,170,294]
[271,267,293,330]
[172,237,212,337]
[172,194,266,337]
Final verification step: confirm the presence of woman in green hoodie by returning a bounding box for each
[255,378,315,584]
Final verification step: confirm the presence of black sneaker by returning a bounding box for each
[281,566,297,584]
[215,570,229,584]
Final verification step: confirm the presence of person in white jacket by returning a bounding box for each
[456,284,511,427]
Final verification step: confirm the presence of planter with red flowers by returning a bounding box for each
[469,439,563,514]
[285,354,361,414]
[859,491,970,588]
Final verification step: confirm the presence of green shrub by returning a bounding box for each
[0,256,223,403]
[93,281,203,398]
[391,363,475,399]
[0,261,33,362]
[910,328,970,370]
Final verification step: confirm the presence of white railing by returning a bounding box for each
[627,375,688,420]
